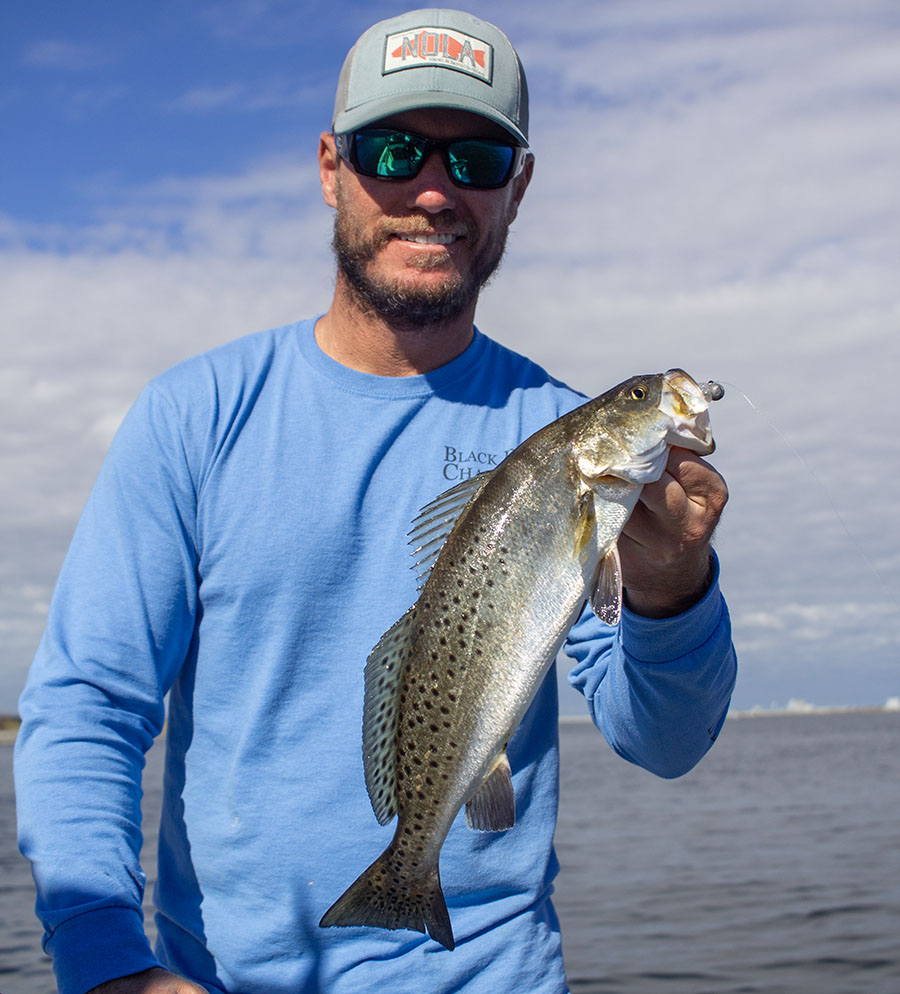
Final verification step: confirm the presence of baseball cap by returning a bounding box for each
[333,8,529,146]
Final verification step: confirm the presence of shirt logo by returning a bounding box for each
[441,444,514,481]
[383,28,493,83]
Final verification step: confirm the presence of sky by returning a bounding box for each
[1,0,898,715]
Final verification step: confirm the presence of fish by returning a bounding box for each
[319,369,724,950]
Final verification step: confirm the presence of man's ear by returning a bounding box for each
[507,152,534,225]
[319,132,340,208]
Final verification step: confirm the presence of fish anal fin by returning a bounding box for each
[465,751,515,832]
[590,545,623,627]
[363,606,417,825]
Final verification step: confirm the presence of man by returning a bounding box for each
[16,9,736,994]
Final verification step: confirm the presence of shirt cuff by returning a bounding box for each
[47,906,161,994]
[619,552,725,664]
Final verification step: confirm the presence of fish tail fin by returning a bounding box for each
[319,843,454,950]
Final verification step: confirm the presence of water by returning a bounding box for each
[2,713,899,993]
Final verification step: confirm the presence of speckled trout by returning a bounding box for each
[320,369,724,949]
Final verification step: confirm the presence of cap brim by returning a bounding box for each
[333,90,528,147]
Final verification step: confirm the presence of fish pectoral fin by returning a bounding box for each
[573,491,596,561]
[590,545,623,627]
[465,751,515,832]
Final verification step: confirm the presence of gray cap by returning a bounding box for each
[333,8,529,146]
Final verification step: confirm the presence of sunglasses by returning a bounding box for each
[334,129,528,190]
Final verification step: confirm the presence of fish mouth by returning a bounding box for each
[659,368,717,455]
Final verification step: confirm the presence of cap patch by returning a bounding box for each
[383,27,493,84]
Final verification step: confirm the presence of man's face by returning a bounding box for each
[323,108,532,329]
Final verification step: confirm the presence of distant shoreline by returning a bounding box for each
[0,716,21,746]
[560,704,900,724]
[3,705,899,744]
[727,704,900,720]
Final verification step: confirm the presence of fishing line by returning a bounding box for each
[717,379,900,616]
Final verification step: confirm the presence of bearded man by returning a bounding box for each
[16,10,736,994]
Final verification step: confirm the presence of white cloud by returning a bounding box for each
[22,39,109,72]
[2,0,899,712]
[172,83,249,112]
[169,79,328,114]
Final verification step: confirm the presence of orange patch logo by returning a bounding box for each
[383,28,493,83]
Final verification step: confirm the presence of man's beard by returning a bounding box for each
[331,195,509,330]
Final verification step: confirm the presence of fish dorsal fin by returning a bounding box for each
[465,750,515,832]
[408,471,494,587]
[590,545,623,627]
[363,605,418,825]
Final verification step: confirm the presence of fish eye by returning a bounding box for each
[630,387,647,401]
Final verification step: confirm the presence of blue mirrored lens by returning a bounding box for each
[447,141,514,186]
[355,131,424,178]
[350,131,518,188]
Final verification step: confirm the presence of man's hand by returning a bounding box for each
[619,447,728,618]
[87,967,208,994]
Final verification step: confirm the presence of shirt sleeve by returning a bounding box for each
[564,554,737,779]
[14,383,200,994]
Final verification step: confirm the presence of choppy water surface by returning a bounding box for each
[556,712,900,993]
[3,712,899,993]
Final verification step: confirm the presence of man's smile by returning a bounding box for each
[395,232,461,245]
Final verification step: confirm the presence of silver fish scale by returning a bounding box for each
[390,443,599,861]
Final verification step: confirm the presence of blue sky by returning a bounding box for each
[1,0,899,713]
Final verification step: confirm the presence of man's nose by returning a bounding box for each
[405,151,458,213]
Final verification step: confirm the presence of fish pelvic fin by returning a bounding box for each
[319,843,455,951]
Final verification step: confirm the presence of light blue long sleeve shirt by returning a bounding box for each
[16,320,736,994]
